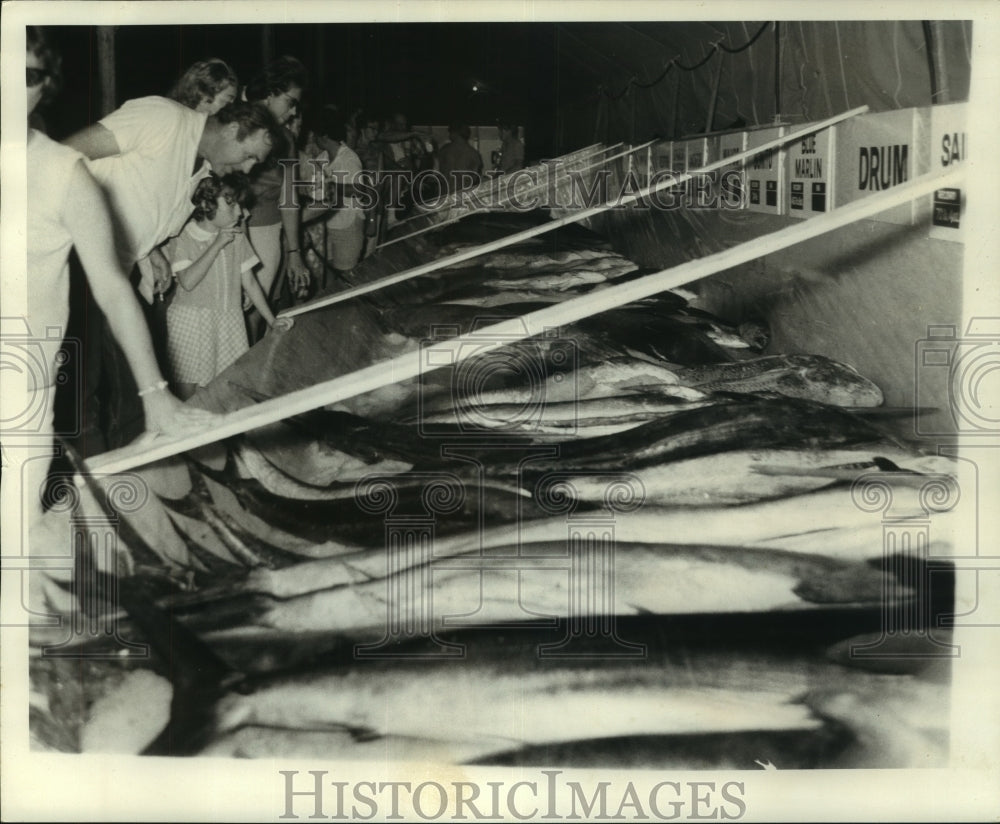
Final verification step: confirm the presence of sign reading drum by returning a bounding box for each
[835,108,920,225]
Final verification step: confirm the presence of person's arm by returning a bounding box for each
[62,123,121,160]
[174,229,235,291]
[241,268,293,332]
[300,179,364,222]
[278,156,310,294]
[146,246,174,300]
[60,161,214,433]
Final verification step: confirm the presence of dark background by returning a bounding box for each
[40,24,561,159]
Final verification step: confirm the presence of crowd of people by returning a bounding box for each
[11,28,530,535]
[8,24,532,624]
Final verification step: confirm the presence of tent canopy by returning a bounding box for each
[554,21,972,148]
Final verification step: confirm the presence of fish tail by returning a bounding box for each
[61,441,247,756]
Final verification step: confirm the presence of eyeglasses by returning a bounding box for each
[278,92,301,111]
[26,67,51,87]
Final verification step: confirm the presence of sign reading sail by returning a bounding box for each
[928,102,967,241]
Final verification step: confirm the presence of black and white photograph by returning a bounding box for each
[2,1,999,821]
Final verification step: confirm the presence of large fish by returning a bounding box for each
[416,392,712,437]
[175,542,907,647]
[567,300,749,366]
[78,616,945,768]
[418,357,693,414]
[437,247,614,272]
[538,445,960,507]
[228,480,958,599]
[477,396,889,477]
[672,354,885,407]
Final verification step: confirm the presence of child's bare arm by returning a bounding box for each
[241,269,294,332]
[175,229,236,291]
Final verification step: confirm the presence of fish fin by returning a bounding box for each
[628,603,656,615]
[872,456,909,473]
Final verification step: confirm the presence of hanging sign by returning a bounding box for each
[928,102,967,241]
[671,141,687,175]
[745,126,785,215]
[717,131,747,210]
[835,108,919,225]
[684,137,713,208]
[653,140,672,175]
[786,123,835,218]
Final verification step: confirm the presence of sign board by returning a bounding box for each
[684,137,712,208]
[745,126,785,215]
[834,108,919,225]
[928,102,967,241]
[786,123,835,218]
[671,142,687,174]
[717,131,747,210]
[653,140,672,175]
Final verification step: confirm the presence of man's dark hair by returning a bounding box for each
[244,55,309,103]
[213,100,281,144]
[448,123,471,141]
[191,172,256,221]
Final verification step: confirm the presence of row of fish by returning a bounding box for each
[30,209,957,768]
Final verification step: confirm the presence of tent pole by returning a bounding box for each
[280,105,870,319]
[773,21,782,122]
[315,26,326,104]
[262,25,274,64]
[96,26,117,117]
[671,71,680,138]
[705,52,725,134]
[85,161,964,477]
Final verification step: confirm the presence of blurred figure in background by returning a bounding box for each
[356,113,383,172]
[170,58,239,116]
[242,56,311,338]
[436,122,482,194]
[495,121,524,174]
[307,106,366,281]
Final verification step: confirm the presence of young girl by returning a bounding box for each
[165,173,293,399]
